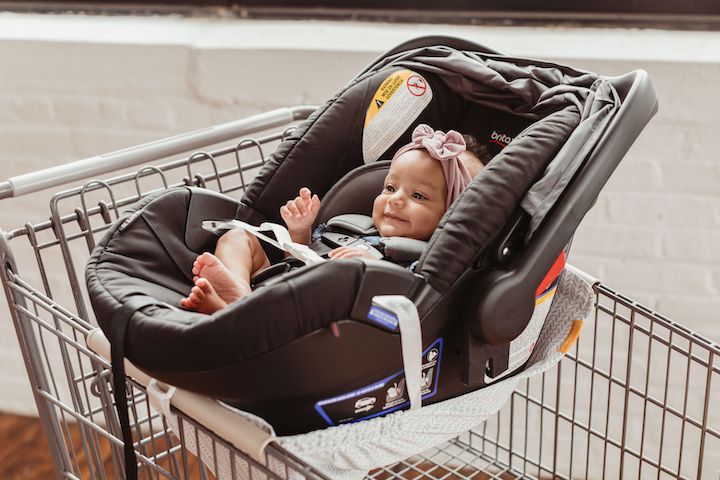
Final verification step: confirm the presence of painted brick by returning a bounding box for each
[0,127,74,157]
[624,123,685,165]
[0,96,16,122]
[0,42,194,97]
[53,95,105,126]
[647,121,720,164]
[573,223,662,259]
[193,49,370,107]
[661,162,720,196]
[656,296,720,343]
[711,267,720,295]
[606,193,719,228]
[168,98,229,132]
[126,98,177,131]
[98,97,131,125]
[605,193,664,226]
[0,95,54,124]
[663,229,720,263]
[53,96,137,130]
[603,158,664,193]
[677,125,720,165]
[620,61,720,128]
[604,259,712,296]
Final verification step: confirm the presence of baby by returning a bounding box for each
[180,124,487,314]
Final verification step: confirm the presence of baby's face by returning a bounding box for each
[372,150,447,241]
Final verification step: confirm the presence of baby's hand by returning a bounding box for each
[328,246,376,260]
[280,187,321,237]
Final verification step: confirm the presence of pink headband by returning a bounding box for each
[392,124,473,209]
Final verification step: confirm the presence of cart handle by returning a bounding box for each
[0,105,317,200]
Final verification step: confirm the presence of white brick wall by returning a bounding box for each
[0,14,718,420]
[563,58,720,338]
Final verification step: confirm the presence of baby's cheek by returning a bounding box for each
[371,196,385,222]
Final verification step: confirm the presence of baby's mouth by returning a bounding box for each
[384,211,407,223]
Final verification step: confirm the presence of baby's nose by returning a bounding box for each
[389,191,405,205]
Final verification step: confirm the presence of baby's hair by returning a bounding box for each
[461,133,491,177]
[462,134,490,165]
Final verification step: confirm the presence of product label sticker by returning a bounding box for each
[367,305,400,331]
[314,338,443,426]
[362,70,433,164]
[486,279,559,384]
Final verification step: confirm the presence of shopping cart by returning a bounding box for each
[1,106,718,480]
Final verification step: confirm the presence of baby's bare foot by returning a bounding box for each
[192,252,250,303]
[179,278,228,314]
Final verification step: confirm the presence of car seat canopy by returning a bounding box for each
[240,46,620,292]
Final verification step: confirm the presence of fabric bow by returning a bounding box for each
[393,124,473,209]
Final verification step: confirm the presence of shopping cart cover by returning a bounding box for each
[276,267,593,480]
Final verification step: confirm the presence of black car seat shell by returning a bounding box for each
[86,37,657,438]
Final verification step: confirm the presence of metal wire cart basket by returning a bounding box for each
[1,107,718,480]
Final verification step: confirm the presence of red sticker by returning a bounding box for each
[406,75,427,96]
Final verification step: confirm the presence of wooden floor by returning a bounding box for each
[0,412,63,479]
[0,412,201,479]
[0,413,513,480]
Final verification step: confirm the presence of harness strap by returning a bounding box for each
[371,295,423,410]
[109,304,137,480]
[107,296,158,480]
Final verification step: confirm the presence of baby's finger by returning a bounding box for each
[310,194,320,213]
[299,187,311,199]
[286,200,300,217]
[294,197,309,216]
[280,205,291,218]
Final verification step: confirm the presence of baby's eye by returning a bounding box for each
[412,192,427,200]
[384,184,396,193]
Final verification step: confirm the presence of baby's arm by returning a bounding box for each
[279,187,321,245]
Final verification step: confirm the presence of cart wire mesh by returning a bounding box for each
[1,115,718,480]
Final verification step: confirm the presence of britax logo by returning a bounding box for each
[490,131,513,147]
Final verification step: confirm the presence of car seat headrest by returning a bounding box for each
[316,161,390,225]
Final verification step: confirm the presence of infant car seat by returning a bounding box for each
[86,36,657,463]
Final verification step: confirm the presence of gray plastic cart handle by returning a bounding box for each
[0,105,316,200]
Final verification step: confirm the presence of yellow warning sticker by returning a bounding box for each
[365,71,411,127]
[362,70,432,163]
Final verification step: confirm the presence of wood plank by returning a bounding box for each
[0,412,203,479]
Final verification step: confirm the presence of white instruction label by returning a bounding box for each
[507,287,556,372]
[362,70,433,163]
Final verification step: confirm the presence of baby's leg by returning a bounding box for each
[194,229,270,303]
